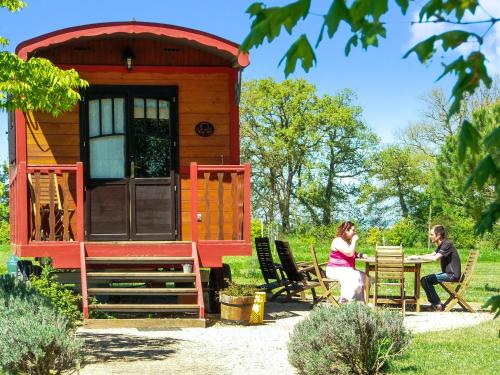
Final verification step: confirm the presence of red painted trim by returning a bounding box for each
[15,110,26,163]
[190,162,199,242]
[16,21,249,67]
[229,69,240,164]
[76,162,84,242]
[80,243,89,319]
[17,162,28,246]
[27,164,79,173]
[197,165,247,172]
[192,242,205,318]
[244,163,251,243]
[57,64,236,74]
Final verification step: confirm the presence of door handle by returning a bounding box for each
[131,160,135,178]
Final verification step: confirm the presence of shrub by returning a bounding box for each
[288,303,411,375]
[0,275,83,375]
[365,227,383,247]
[220,283,259,297]
[384,219,425,247]
[0,220,9,244]
[29,267,82,326]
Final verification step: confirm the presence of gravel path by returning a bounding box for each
[78,301,492,375]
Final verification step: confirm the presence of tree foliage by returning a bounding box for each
[240,0,499,234]
[0,0,88,116]
[240,78,376,231]
[359,145,428,221]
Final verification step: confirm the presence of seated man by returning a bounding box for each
[408,225,461,311]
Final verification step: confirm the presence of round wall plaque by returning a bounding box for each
[195,121,215,137]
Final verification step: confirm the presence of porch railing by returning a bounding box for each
[12,162,84,245]
[26,163,84,242]
[9,164,18,246]
[190,162,251,243]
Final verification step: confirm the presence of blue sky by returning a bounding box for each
[1,0,498,162]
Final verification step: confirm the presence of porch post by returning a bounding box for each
[76,162,84,242]
[190,162,199,242]
[243,163,251,243]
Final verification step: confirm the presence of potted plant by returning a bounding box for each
[219,283,259,325]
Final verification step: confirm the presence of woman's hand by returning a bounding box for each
[352,234,359,242]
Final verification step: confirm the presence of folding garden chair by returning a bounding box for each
[439,249,479,312]
[255,237,291,300]
[274,240,320,302]
[309,245,339,306]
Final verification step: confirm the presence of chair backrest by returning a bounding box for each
[310,245,326,285]
[375,245,404,281]
[255,237,280,283]
[460,249,479,284]
[275,240,304,282]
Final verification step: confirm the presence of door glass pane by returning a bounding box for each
[134,98,144,119]
[89,100,100,137]
[114,98,125,133]
[101,98,113,135]
[134,98,170,178]
[146,99,157,119]
[159,100,169,120]
[90,135,125,178]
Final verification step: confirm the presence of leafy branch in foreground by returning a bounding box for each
[240,0,499,233]
[0,0,88,116]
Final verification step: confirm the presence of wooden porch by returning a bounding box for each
[9,161,252,268]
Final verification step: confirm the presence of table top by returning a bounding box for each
[357,256,433,265]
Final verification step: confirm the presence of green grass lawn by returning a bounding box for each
[224,237,499,305]
[389,319,500,374]
[0,243,10,274]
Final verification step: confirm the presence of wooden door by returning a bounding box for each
[82,87,178,241]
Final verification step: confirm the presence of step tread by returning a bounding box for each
[89,304,200,312]
[87,287,198,295]
[87,272,196,277]
[86,257,194,263]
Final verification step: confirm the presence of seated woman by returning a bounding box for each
[325,221,368,303]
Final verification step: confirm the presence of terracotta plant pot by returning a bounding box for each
[219,293,255,325]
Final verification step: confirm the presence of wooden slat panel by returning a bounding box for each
[34,172,41,241]
[231,172,238,240]
[48,172,56,241]
[217,172,224,240]
[204,172,211,240]
[62,172,70,241]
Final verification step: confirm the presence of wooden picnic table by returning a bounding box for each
[357,256,433,312]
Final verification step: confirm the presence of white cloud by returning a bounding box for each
[408,3,500,75]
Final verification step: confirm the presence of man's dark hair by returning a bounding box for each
[432,225,446,239]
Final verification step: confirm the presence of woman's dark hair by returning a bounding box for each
[336,221,355,239]
[432,225,446,239]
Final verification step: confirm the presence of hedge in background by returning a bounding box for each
[0,275,83,375]
[288,303,411,375]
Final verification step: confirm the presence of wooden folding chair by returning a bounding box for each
[309,245,339,306]
[439,250,479,312]
[274,240,320,302]
[374,245,405,314]
[255,237,291,300]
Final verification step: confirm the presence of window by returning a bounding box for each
[89,98,126,179]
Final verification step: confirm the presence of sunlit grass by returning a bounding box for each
[389,319,500,374]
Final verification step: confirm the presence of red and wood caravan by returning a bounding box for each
[8,22,251,325]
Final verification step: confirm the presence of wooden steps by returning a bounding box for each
[86,256,194,264]
[80,242,206,325]
[86,272,196,281]
[87,287,198,295]
[88,303,199,312]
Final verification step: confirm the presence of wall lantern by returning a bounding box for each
[123,48,134,71]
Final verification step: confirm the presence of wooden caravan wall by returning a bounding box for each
[26,70,236,241]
